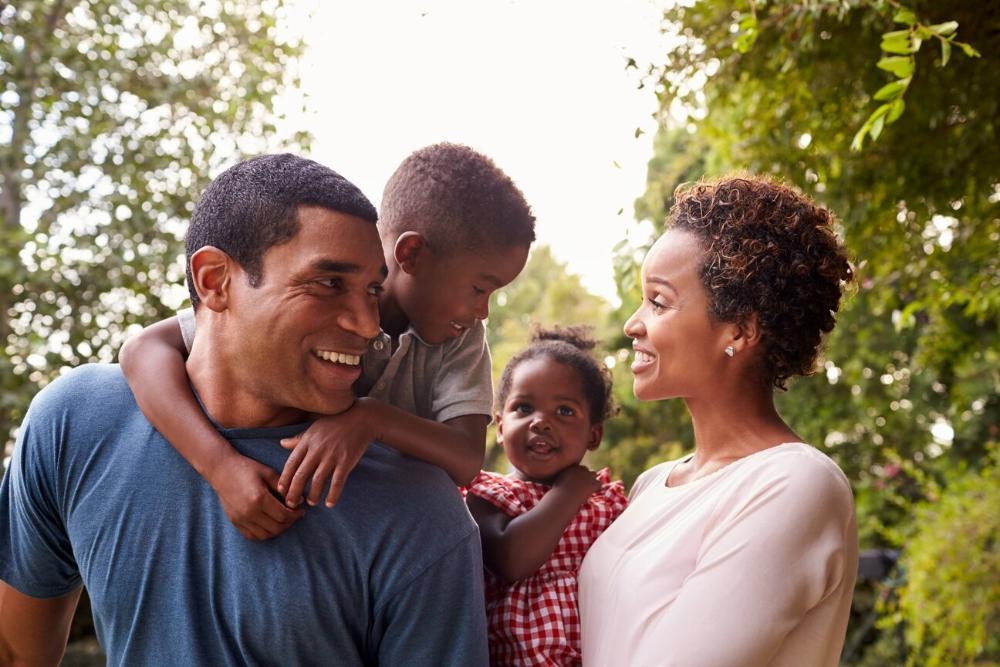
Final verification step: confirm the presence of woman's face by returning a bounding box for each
[624,229,731,401]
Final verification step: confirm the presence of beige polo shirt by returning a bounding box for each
[177,309,493,422]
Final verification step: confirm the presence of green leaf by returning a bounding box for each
[929,21,958,36]
[881,30,910,40]
[893,8,917,25]
[873,78,910,101]
[870,114,886,141]
[887,98,906,123]
[851,125,868,152]
[877,56,915,78]
[881,34,913,54]
[941,39,952,66]
[958,42,982,58]
[871,103,892,120]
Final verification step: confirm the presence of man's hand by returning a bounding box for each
[209,452,304,540]
[278,402,374,509]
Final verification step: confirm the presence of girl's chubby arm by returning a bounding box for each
[276,398,487,509]
[119,317,303,540]
[466,465,600,584]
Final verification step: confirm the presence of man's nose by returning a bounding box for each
[338,295,380,340]
[473,294,489,321]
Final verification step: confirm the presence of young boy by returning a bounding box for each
[120,144,535,540]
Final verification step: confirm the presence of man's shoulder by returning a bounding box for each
[27,364,130,417]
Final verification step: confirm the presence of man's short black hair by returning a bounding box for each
[184,153,377,307]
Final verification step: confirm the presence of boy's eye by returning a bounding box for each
[556,405,575,417]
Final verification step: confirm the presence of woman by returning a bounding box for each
[579,176,857,666]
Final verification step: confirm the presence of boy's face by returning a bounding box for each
[398,243,529,345]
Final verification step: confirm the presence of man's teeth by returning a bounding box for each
[450,321,466,330]
[635,350,655,363]
[315,350,361,366]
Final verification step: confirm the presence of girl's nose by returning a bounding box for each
[529,416,551,433]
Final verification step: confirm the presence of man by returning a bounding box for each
[0,154,489,665]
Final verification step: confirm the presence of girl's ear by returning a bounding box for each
[587,422,604,451]
[190,246,233,312]
[393,232,429,275]
[494,412,504,443]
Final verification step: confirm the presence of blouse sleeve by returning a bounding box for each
[648,454,856,666]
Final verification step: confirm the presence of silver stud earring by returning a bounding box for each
[725,345,735,357]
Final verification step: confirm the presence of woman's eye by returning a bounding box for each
[648,297,671,313]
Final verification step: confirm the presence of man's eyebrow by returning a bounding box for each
[480,273,505,288]
[647,276,678,294]
[309,259,387,278]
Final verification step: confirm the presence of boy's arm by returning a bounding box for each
[278,399,487,508]
[466,465,600,584]
[0,582,81,666]
[119,317,303,540]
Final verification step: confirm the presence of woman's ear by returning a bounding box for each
[728,313,762,355]
[587,423,604,451]
[190,246,233,312]
[393,232,429,275]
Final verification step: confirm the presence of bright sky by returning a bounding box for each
[285,0,669,303]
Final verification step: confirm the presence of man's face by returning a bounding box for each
[225,206,385,422]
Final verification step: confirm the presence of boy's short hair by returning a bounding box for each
[185,153,377,308]
[379,143,536,255]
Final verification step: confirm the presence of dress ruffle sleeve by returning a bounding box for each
[467,470,526,517]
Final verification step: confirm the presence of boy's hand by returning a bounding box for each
[210,453,305,541]
[278,402,375,509]
[552,464,601,502]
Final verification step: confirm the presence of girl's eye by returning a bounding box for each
[514,403,532,414]
[556,406,575,417]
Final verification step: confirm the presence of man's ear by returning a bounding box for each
[190,246,234,312]
[393,232,429,275]
[587,422,604,451]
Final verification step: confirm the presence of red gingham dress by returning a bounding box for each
[467,468,628,667]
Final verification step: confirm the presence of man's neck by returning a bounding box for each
[187,338,307,429]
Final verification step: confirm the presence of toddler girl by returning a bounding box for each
[465,326,628,666]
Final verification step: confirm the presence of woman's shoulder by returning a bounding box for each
[741,442,851,491]
[629,460,677,500]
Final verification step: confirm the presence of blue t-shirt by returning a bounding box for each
[0,365,488,666]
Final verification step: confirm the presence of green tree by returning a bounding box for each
[0,0,308,450]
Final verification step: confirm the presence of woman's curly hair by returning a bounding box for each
[668,175,853,389]
[497,325,616,423]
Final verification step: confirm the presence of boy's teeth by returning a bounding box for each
[315,350,361,366]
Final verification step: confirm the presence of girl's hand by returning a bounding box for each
[553,464,601,502]
[209,452,305,540]
[278,402,375,509]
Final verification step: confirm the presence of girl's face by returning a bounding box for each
[624,229,732,401]
[496,356,602,484]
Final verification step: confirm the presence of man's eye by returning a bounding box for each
[317,278,343,290]
[473,286,486,296]
[368,284,385,297]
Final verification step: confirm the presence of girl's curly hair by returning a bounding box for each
[497,325,616,423]
[668,175,853,389]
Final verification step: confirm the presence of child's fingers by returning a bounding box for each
[325,467,350,508]
[306,462,334,507]
[279,436,300,450]
[285,451,320,508]
[278,442,310,497]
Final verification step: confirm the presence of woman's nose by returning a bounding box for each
[624,309,644,338]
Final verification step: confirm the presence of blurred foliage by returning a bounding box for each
[889,456,999,665]
[611,0,999,662]
[0,0,308,452]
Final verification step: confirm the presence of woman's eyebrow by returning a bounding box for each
[647,276,679,295]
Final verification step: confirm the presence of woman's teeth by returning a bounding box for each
[635,350,655,363]
[314,350,361,365]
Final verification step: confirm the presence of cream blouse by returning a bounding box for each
[578,443,857,666]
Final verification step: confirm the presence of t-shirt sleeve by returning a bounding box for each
[177,306,196,354]
[0,386,81,598]
[373,528,489,666]
[430,321,494,423]
[644,455,856,666]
